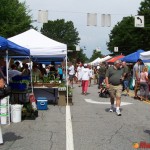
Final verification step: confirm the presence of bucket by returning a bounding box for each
[11,105,22,123]
[0,97,8,125]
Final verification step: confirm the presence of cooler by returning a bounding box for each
[37,97,48,110]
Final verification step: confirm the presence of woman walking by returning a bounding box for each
[80,64,91,95]
[139,66,149,101]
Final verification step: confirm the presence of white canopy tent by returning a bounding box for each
[8,29,67,56]
[8,29,70,105]
[140,51,150,60]
[99,55,112,63]
[90,57,101,65]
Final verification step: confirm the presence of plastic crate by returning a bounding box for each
[37,97,48,110]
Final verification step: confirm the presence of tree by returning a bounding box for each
[89,49,103,62]
[137,0,150,51]
[41,19,84,62]
[107,0,150,55]
[41,19,80,50]
[68,49,89,64]
[0,0,32,38]
[107,16,136,55]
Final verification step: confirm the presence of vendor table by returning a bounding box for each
[33,86,58,105]
[10,89,32,104]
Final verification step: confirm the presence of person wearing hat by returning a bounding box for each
[105,60,125,116]
[80,63,91,95]
[133,59,143,99]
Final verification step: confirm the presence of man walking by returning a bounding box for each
[68,62,75,88]
[105,60,125,116]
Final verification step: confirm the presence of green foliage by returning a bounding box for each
[40,19,89,62]
[89,49,103,62]
[68,48,89,64]
[0,0,33,38]
[41,19,80,49]
[107,0,150,55]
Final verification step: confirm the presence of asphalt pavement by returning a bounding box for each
[0,82,150,150]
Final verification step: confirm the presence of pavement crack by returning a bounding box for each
[108,125,123,144]
[41,112,45,120]
[49,131,54,150]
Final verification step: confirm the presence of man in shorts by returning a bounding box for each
[105,60,125,116]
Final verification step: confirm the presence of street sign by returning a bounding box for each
[114,47,118,52]
[76,45,80,51]
[135,16,144,27]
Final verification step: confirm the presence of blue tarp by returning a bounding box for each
[120,49,144,63]
[0,36,30,56]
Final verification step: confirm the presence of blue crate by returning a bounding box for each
[37,97,48,110]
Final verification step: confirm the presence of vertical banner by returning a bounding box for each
[101,14,111,27]
[105,14,111,27]
[101,14,105,27]
[87,13,97,26]
[38,10,48,23]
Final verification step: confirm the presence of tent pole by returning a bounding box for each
[66,54,68,105]
[29,58,33,93]
[6,50,9,84]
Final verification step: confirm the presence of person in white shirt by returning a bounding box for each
[77,63,84,87]
[68,62,75,88]
[80,64,91,95]
[88,65,94,87]
[8,64,22,80]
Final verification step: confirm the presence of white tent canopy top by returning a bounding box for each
[140,51,150,60]
[99,55,112,63]
[90,57,101,65]
[8,29,67,56]
[89,55,112,65]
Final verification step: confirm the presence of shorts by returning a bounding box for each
[135,80,140,91]
[108,84,122,98]
[69,75,74,81]
[124,80,129,89]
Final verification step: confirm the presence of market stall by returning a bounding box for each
[0,35,31,141]
[121,49,144,62]
[8,29,69,106]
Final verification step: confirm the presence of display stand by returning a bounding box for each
[0,96,10,125]
[58,91,66,106]
[58,87,66,106]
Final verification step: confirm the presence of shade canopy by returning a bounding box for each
[99,55,112,63]
[140,51,150,60]
[90,57,101,65]
[8,29,67,57]
[0,36,30,56]
[107,55,124,63]
[121,49,144,62]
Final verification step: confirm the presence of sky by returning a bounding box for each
[19,0,143,58]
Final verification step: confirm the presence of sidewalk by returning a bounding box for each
[0,105,66,150]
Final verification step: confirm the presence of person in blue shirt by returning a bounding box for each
[58,65,63,81]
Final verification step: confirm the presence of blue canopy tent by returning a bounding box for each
[0,36,30,84]
[120,49,144,63]
[0,36,30,56]
[0,36,30,125]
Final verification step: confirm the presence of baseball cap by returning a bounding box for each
[114,60,122,64]
[84,63,87,67]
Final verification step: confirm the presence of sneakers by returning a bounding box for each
[109,107,115,112]
[116,109,121,116]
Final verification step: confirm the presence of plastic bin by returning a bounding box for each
[37,97,48,110]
